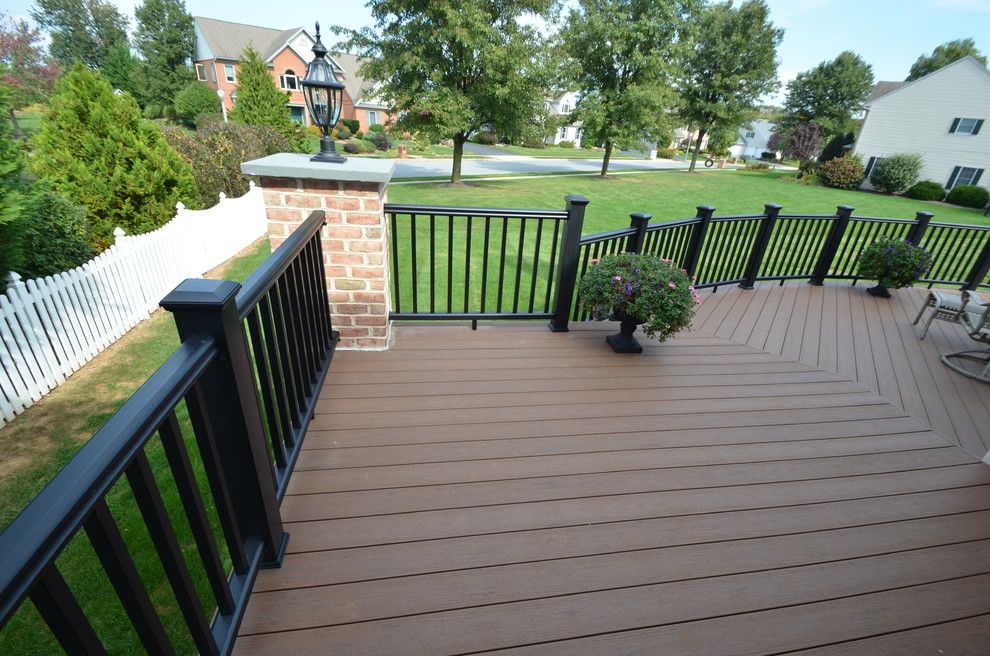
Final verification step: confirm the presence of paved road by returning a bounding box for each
[392,156,690,179]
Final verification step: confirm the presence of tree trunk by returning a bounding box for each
[451,134,465,184]
[688,128,707,172]
[600,140,613,177]
[9,109,22,139]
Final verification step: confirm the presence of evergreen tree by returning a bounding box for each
[563,0,696,177]
[101,40,141,98]
[0,84,28,274]
[32,64,195,250]
[230,47,305,152]
[678,0,781,171]
[907,38,987,81]
[29,0,128,68]
[134,0,195,107]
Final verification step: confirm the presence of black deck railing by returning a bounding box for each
[0,210,336,655]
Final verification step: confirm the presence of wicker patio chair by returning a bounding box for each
[940,301,990,382]
[912,289,986,339]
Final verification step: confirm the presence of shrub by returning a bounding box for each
[558,140,575,149]
[370,131,393,151]
[305,124,322,138]
[577,253,699,342]
[820,131,855,163]
[340,118,360,134]
[343,141,361,154]
[946,184,989,209]
[522,139,546,149]
[142,102,163,119]
[367,123,385,133]
[19,183,93,278]
[743,162,771,171]
[161,115,291,209]
[359,138,377,154]
[655,147,677,159]
[32,64,196,251]
[173,81,221,126]
[475,131,498,145]
[858,236,932,289]
[904,180,946,201]
[818,155,865,189]
[229,47,307,152]
[334,124,352,140]
[869,153,923,194]
[354,130,364,140]
[760,151,778,161]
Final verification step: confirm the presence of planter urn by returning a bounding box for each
[867,283,892,298]
[607,312,645,354]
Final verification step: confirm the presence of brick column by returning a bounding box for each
[242,155,395,350]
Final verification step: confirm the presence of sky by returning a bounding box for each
[4,0,989,102]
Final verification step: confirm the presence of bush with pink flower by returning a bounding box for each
[578,252,699,342]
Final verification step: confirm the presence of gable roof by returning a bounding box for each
[867,55,990,106]
[867,81,906,103]
[329,52,383,107]
[194,16,304,62]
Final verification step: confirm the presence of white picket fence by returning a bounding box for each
[0,182,268,427]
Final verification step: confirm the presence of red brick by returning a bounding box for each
[325,266,348,277]
[322,240,345,252]
[260,176,298,191]
[326,226,363,239]
[357,314,388,326]
[341,181,381,196]
[334,279,366,290]
[263,191,283,205]
[330,314,354,326]
[301,179,341,192]
[345,212,382,225]
[328,291,352,303]
[352,267,383,279]
[336,303,369,314]
[368,327,387,337]
[284,193,321,208]
[349,240,383,253]
[266,207,302,222]
[356,337,386,347]
[268,236,286,249]
[365,254,384,265]
[365,227,383,239]
[324,197,361,211]
[321,210,344,224]
[329,253,365,265]
[368,280,385,291]
[361,198,382,211]
[338,326,370,338]
[354,291,386,304]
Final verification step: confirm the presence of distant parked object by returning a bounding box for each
[854,56,988,195]
[729,119,778,159]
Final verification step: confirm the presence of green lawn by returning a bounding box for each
[389,170,990,231]
[0,239,271,656]
[306,136,481,159]
[484,144,647,159]
[12,106,43,138]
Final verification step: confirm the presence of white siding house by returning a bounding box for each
[853,56,989,193]
[546,92,583,146]
[729,119,775,159]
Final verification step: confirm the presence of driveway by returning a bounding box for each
[393,156,690,179]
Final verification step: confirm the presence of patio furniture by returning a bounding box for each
[912,289,986,339]
[940,300,990,382]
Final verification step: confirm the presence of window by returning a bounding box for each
[224,64,236,83]
[561,103,571,114]
[864,156,881,179]
[289,106,305,124]
[559,127,568,140]
[947,166,984,189]
[367,111,380,126]
[196,64,206,81]
[279,69,298,90]
[745,131,756,139]
[949,118,983,135]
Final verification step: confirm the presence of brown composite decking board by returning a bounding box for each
[236,283,990,655]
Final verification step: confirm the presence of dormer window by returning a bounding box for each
[949,118,983,135]
[745,131,756,138]
[279,69,299,90]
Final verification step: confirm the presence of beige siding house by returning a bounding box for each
[854,56,988,192]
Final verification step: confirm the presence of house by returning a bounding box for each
[192,17,392,131]
[546,92,583,146]
[854,56,988,192]
[729,119,776,159]
[669,126,709,152]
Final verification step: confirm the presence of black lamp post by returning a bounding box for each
[301,22,346,163]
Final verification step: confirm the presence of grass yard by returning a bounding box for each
[305,136,482,159]
[483,143,646,159]
[12,106,43,138]
[0,239,271,656]
[389,169,990,231]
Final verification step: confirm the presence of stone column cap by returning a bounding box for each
[242,153,396,184]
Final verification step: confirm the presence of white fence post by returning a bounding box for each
[0,184,268,427]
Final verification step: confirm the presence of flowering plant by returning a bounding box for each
[857,236,932,289]
[578,252,699,341]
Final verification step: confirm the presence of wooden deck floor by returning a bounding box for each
[236,283,990,655]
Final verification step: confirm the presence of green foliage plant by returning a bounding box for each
[818,155,865,189]
[173,80,221,125]
[904,180,946,202]
[578,252,699,341]
[869,153,923,194]
[946,184,989,209]
[229,47,306,151]
[857,236,932,289]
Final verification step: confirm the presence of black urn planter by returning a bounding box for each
[607,313,645,354]
[866,283,891,298]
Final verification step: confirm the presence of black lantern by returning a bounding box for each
[301,22,346,163]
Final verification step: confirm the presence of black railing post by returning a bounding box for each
[683,205,715,277]
[161,279,288,568]
[809,205,854,286]
[963,234,990,291]
[627,212,651,254]
[906,211,934,245]
[739,203,782,290]
[549,195,589,332]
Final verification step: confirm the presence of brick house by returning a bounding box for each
[193,17,391,131]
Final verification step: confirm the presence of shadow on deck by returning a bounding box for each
[236,283,990,655]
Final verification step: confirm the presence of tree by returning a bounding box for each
[678,0,781,171]
[32,64,196,250]
[907,38,987,81]
[173,80,221,125]
[778,51,873,138]
[29,0,128,68]
[0,84,28,274]
[101,40,141,98]
[134,0,195,107]
[0,12,60,137]
[769,121,821,162]
[563,0,696,177]
[229,47,306,152]
[337,1,557,183]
